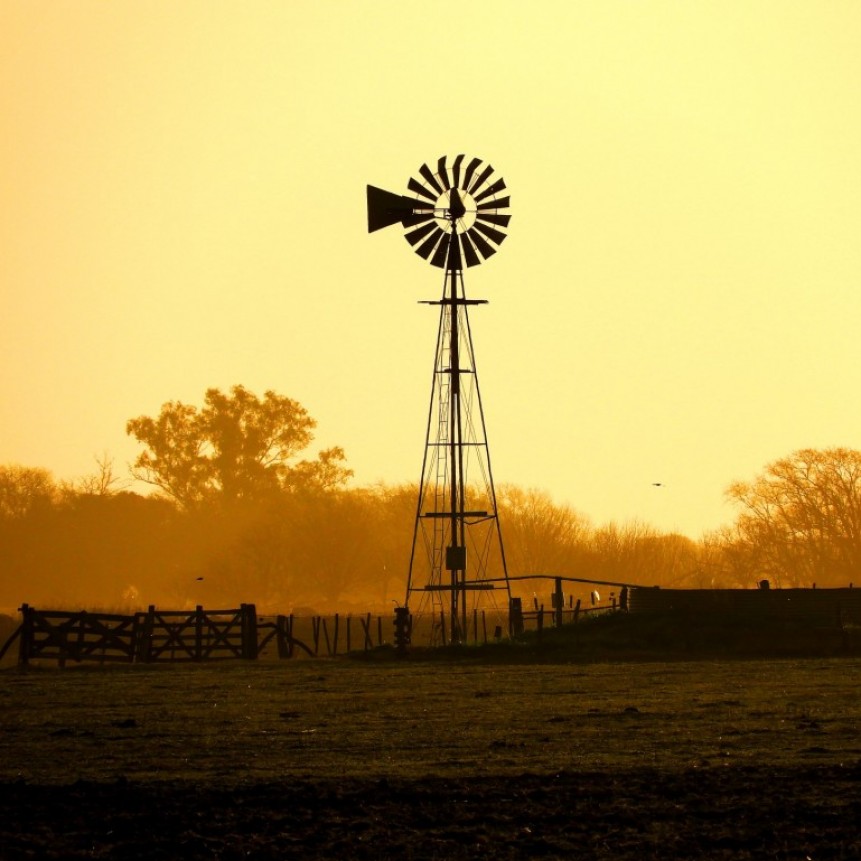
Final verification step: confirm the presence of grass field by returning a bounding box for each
[3,656,861,858]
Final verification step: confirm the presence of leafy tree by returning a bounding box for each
[0,465,57,519]
[126,385,352,507]
[725,447,861,587]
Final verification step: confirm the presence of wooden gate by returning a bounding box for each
[15,605,139,666]
[137,605,258,662]
[0,604,393,665]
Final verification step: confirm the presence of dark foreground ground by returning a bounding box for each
[3,765,861,860]
[3,648,861,859]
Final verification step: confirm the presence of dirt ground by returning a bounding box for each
[3,658,861,859]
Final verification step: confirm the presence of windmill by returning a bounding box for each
[367,155,512,643]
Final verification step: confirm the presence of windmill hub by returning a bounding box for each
[367,154,511,269]
[435,188,473,231]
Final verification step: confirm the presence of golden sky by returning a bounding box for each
[2,1,860,537]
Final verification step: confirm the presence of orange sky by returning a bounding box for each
[2,1,860,537]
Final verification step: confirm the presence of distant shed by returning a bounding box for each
[628,586,861,626]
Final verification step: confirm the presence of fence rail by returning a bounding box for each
[0,604,409,666]
[0,597,620,666]
[3,584,859,667]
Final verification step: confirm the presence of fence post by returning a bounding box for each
[509,597,524,636]
[440,610,447,647]
[138,606,155,662]
[312,617,321,655]
[242,604,258,660]
[18,603,32,666]
[346,615,352,653]
[554,578,564,628]
[393,606,410,654]
[322,618,331,655]
[377,615,383,646]
[275,615,288,659]
[195,605,204,661]
[333,614,340,655]
[574,598,581,624]
[70,610,88,666]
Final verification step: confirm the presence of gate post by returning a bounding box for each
[18,603,33,666]
[242,604,258,660]
[195,605,204,661]
[139,606,156,663]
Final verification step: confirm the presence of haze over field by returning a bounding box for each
[3,2,860,537]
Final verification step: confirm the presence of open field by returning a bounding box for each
[3,657,861,858]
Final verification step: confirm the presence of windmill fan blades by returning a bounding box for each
[474,178,506,202]
[467,228,497,261]
[477,196,510,210]
[461,157,482,193]
[469,164,494,195]
[402,211,435,229]
[451,154,465,190]
[408,176,437,201]
[416,227,445,261]
[389,155,511,267]
[430,233,451,268]
[418,163,443,195]
[458,232,482,268]
[405,221,437,246]
[472,221,508,246]
[437,156,450,190]
[475,212,511,228]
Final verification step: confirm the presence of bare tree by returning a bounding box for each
[725,448,861,587]
[65,452,129,497]
[497,486,592,576]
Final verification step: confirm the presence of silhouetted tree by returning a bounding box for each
[497,486,591,576]
[126,385,352,507]
[587,521,697,586]
[0,465,57,519]
[63,452,129,498]
[687,528,741,589]
[0,476,181,610]
[725,447,861,587]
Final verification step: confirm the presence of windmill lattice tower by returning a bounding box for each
[367,155,512,644]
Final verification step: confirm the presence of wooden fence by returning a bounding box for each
[0,604,402,666]
[4,586,858,666]
[137,605,258,662]
[628,586,861,625]
[12,606,141,666]
[0,593,623,666]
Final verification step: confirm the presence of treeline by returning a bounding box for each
[0,469,699,613]
[2,386,860,614]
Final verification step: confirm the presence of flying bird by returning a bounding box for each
[652,482,663,487]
